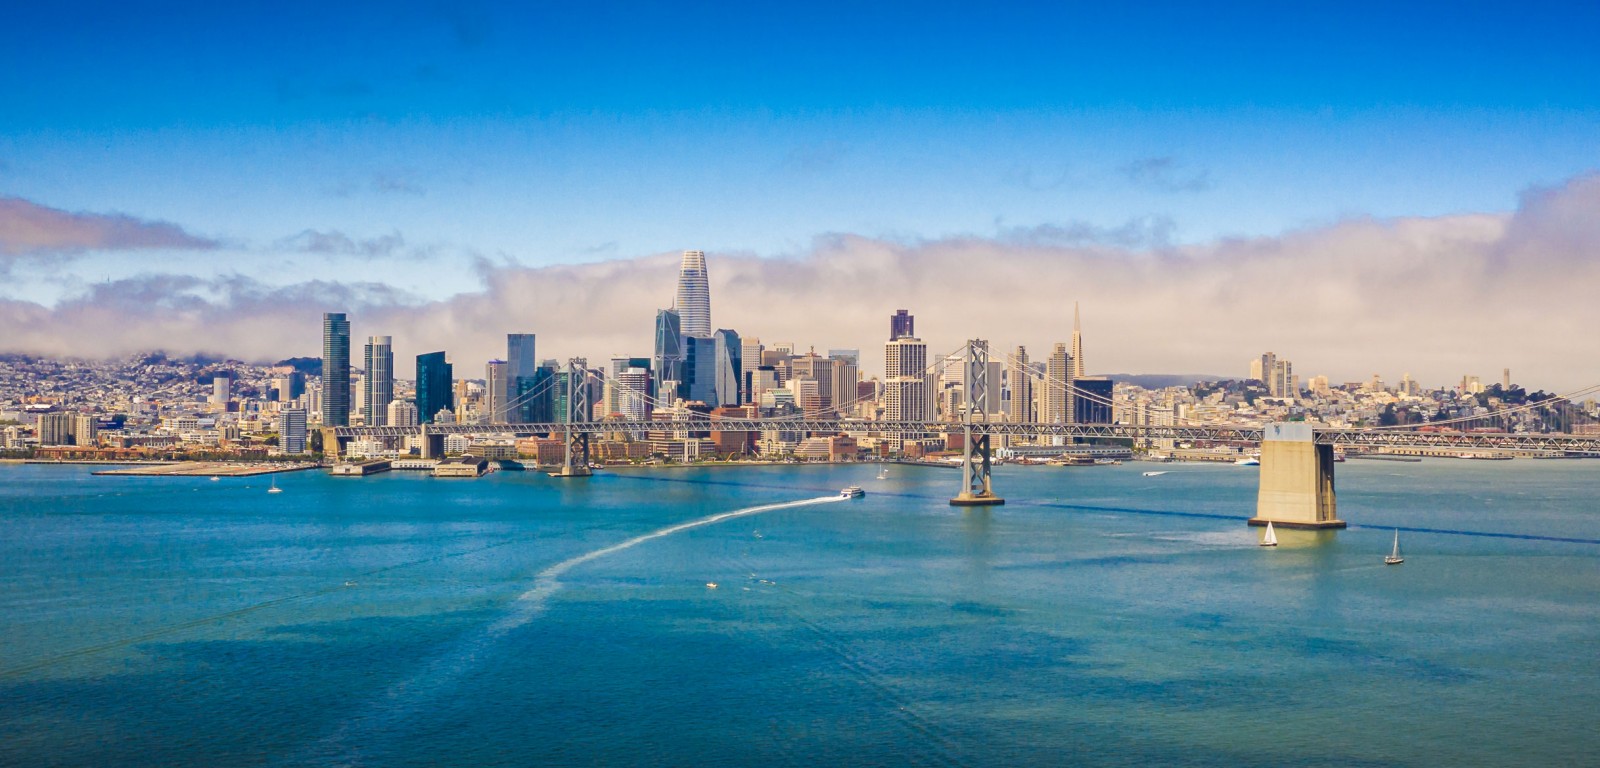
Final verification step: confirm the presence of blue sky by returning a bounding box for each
[2,2,1599,383]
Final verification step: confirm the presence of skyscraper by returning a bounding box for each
[712,329,742,407]
[485,360,509,424]
[675,250,711,338]
[507,334,536,421]
[321,313,351,426]
[885,335,935,448]
[1045,343,1074,423]
[683,335,718,404]
[1009,346,1033,423]
[890,309,914,340]
[653,309,684,403]
[1071,303,1085,379]
[279,407,307,454]
[415,351,453,424]
[363,335,393,426]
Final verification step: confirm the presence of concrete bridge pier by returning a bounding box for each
[951,427,1004,507]
[417,425,445,460]
[1248,422,1345,529]
[548,429,592,478]
[318,427,349,461]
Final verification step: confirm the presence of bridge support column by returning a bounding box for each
[418,425,445,460]
[1249,422,1344,529]
[318,427,348,461]
[549,429,592,478]
[951,429,1004,507]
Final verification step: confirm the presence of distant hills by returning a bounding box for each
[1099,373,1227,389]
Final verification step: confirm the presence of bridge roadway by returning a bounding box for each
[333,419,1600,453]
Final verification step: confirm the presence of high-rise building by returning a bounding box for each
[272,372,305,402]
[1009,346,1033,423]
[39,412,74,446]
[683,336,718,404]
[321,312,351,427]
[1259,352,1278,389]
[606,358,653,421]
[890,309,915,340]
[790,352,834,411]
[1271,359,1294,398]
[1072,378,1114,424]
[1249,358,1264,381]
[653,309,684,403]
[363,336,393,426]
[507,334,537,421]
[212,372,232,405]
[279,407,308,454]
[712,329,742,407]
[72,414,98,447]
[884,335,935,447]
[1045,343,1074,423]
[387,399,420,428]
[485,360,509,423]
[830,356,859,415]
[740,337,764,404]
[415,351,453,425]
[675,250,712,338]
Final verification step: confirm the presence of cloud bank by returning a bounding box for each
[0,196,219,257]
[1,174,1597,389]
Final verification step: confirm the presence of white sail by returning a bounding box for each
[1261,521,1278,547]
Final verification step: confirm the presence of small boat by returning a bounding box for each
[705,582,719,589]
[876,467,889,480]
[1235,457,1260,466]
[267,477,283,494]
[840,486,865,499]
[1384,529,1404,565]
[210,476,221,481]
[1260,521,1278,547]
[1142,470,1168,477]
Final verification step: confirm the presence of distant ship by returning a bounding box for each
[1142,471,1168,477]
[840,486,865,499]
[1235,457,1260,466]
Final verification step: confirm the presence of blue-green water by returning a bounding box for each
[3,460,1599,766]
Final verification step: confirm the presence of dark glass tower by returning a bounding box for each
[890,309,914,341]
[652,308,684,402]
[415,351,454,424]
[507,333,536,422]
[321,312,351,427]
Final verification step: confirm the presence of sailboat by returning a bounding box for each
[267,475,283,494]
[1384,529,1404,564]
[876,466,889,480]
[1259,521,1278,547]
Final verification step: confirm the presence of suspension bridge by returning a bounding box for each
[324,340,1600,532]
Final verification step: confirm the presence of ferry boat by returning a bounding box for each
[840,486,865,499]
[1234,457,1260,466]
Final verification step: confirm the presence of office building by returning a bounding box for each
[675,250,712,338]
[653,309,684,403]
[321,312,351,427]
[507,334,537,421]
[38,412,74,446]
[279,407,308,454]
[363,335,393,426]
[387,399,419,428]
[1045,343,1074,423]
[890,309,915,340]
[485,360,509,423]
[884,335,935,438]
[415,351,453,425]
[683,335,718,404]
[740,337,764,404]
[712,329,742,407]
[73,414,98,447]
[1009,346,1033,422]
[1072,377,1114,424]
[1071,303,1086,379]
[212,373,231,405]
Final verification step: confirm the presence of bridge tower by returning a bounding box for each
[550,359,593,478]
[418,422,445,460]
[318,427,348,461]
[1249,422,1345,529]
[951,339,1004,507]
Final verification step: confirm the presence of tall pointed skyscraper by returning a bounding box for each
[1070,303,1085,379]
[675,250,711,338]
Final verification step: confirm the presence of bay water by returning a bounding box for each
[2,460,1598,766]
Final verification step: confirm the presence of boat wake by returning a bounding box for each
[293,494,845,765]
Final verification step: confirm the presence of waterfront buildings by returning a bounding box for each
[674,250,712,338]
[415,351,453,424]
[363,336,393,427]
[321,313,351,427]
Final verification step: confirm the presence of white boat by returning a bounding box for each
[876,467,889,480]
[705,582,719,589]
[1260,521,1278,547]
[210,476,221,481]
[267,476,283,494]
[1384,530,1404,565]
[1235,457,1260,466]
[1142,470,1168,477]
[840,486,865,499]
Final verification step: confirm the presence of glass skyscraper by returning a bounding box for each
[674,250,711,338]
[321,312,351,427]
[507,333,536,422]
[415,351,453,424]
[712,329,741,407]
[653,308,684,403]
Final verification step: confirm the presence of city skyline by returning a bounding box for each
[1,4,1598,389]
